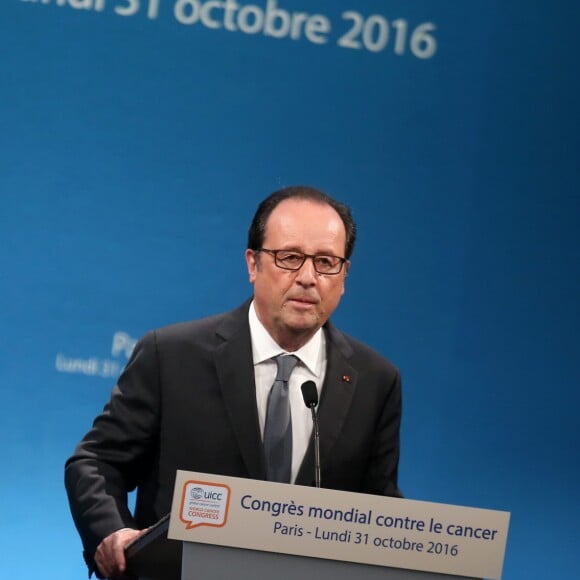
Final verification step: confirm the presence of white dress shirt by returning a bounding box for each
[248,301,326,483]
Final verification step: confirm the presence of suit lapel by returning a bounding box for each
[213,303,266,480]
[296,324,358,485]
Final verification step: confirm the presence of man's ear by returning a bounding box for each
[340,260,350,296]
[245,249,258,283]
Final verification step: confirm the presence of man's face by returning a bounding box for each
[245,198,349,351]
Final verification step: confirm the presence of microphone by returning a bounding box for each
[301,381,321,488]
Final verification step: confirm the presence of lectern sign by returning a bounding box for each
[169,471,510,579]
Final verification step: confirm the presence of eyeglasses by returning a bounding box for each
[258,249,347,275]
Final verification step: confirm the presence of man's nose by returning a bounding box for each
[295,257,317,285]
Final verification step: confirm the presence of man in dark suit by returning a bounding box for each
[65,186,402,579]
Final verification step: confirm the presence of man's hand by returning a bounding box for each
[95,528,146,579]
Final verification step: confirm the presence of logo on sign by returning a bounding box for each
[190,487,204,500]
[180,480,231,530]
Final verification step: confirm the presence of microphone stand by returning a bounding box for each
[309,405,321,488]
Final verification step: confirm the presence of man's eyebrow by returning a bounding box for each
[277,246,341,256]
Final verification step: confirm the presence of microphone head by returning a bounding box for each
[301,381,318,408]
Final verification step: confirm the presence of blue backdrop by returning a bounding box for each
[1,1,578,578]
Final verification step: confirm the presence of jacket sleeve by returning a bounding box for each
[64,330,161,574]
[361,367,403,498]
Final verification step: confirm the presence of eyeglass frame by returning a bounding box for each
[256,248,348,275]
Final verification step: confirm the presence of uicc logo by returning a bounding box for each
[180,480,231,530]
[190,486,224,501]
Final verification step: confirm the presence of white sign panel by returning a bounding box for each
[169,471,510,579]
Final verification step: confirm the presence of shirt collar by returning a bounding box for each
[248,300,324,377]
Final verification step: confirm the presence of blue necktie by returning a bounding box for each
[264,354,298,483]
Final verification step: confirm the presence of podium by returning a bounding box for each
[126,471,509,580]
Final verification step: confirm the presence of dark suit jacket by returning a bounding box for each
[65,301,402,573]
